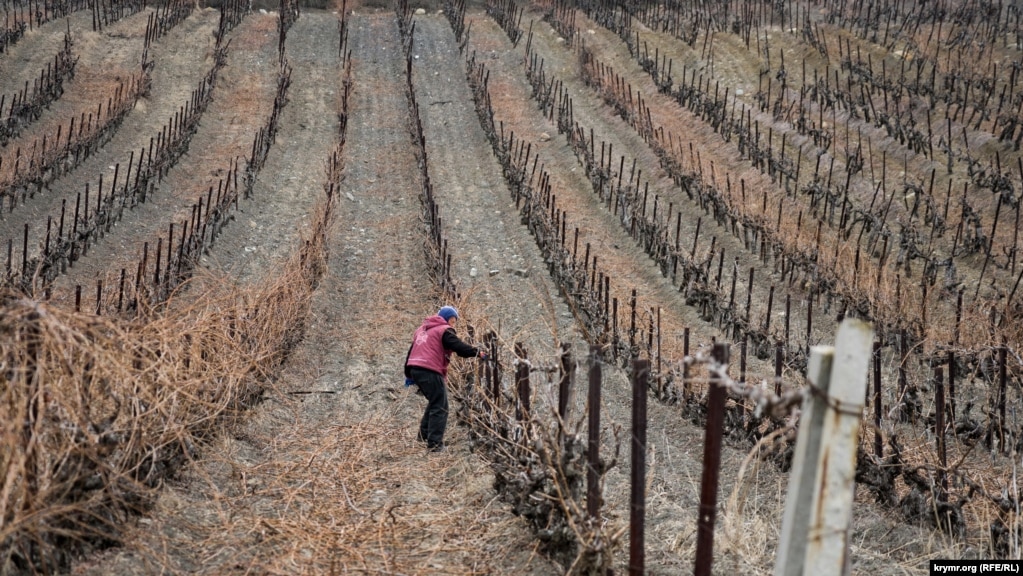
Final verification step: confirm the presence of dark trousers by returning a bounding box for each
[409,367,448,449]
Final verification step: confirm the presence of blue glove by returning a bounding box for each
[404,377,415,387]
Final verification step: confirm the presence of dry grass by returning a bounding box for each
[0,155,333,573]
[106,410,548,575]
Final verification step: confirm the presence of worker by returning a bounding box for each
[403,306,485,452]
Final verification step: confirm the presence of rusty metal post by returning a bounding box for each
[647,309,654,358]
[785,293,791,352]
[117,268,125,312]
[515,343,530,424]
[695,343,729,576]
[775,341,783,396]
[873,341,883,458]
[560,347,576,441]
[745,267,755,326]
[806,294,813,355]
[630,288,637,352]
[612,297,619,360]
[630,359,650,576]
[604,275,610,334]
[587,345,602,520]
[483,331,493,407]
[934,366,947,493]
[740,334,748,384]
[488,332,499,407]
[466,324,479,396]
[947,348,956,422]
[998,344,1008,452]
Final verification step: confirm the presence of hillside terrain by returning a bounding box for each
[3,0,1022,574]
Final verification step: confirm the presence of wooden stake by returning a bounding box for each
[587,345,602,519]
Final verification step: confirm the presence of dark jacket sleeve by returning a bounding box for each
[403,342,414,377]
[442,328,480,358]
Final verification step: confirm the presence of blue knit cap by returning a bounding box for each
[438,306,459,321]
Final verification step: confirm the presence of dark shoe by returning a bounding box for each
[428,443,446,453]
[416,432,427,443]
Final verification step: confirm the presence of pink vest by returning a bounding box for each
[406,316,452,376]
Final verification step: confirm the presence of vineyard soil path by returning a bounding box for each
[47,12,281,300]
[0,10,94,96]
[0,8,221,287]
